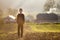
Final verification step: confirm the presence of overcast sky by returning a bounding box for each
[0,0,47,13]
[0,0,60,17]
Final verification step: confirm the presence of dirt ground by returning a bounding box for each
[0,23,60,40]
[0,32,60,40]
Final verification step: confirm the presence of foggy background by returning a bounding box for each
[0,0,60,18]
[0,0,46,12]
[0,0,48,17]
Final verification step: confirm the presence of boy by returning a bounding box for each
[17,8,25,38]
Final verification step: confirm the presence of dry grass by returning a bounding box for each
[0,32,60,40]
[0,22,60,40]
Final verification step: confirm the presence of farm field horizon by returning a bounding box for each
[0,22,60,40]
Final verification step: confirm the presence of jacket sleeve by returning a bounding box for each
[23,14,25,22]
[16,14,19,23]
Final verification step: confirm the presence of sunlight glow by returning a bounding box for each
[9,15,15,19]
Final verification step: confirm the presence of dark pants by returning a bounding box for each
[18,24,23,38]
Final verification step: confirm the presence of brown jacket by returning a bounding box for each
[17,14,25,24]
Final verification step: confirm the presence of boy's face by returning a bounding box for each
[19,9,23,13]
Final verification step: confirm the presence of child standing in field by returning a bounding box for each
[17,8,25,38]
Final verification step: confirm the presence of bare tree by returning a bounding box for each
[44,0,55,11]
[7,8,17,16]
[0,9,3,18]
[57,3,60,9]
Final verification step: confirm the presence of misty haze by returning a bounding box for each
[0,0,60,40]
